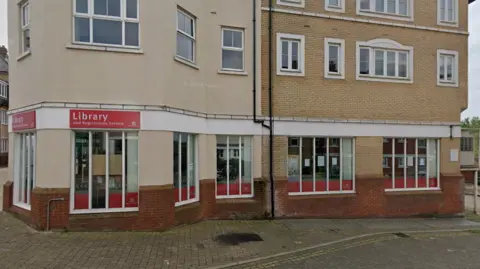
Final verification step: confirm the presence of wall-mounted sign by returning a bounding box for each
[12,110,36,131]
[69,110,140,129]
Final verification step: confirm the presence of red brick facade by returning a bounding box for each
[2,174,464,231]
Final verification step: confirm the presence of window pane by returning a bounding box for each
[107,0,121,16]
[126,0,138,18]
[94,0,107,15]
[375,50,384,76]
[223,30,233,47]
[188,135,196,199]
[180,133,188,199]
[281,41,289,69]
[328,138,341,191]
[287,137,301,192]
[398,52,407,78]
[428,139,438,187]
[176,33,194,61]
[228,136,240,195]
[241,137,252,195]
[125,132,138,207]
[329,0,339,6]
[387,51,396,76]
[74,17,90,43]
[447,0,454,21]
[92,132,106,209]
[74,132,89,210]
[439,56,445,80]
[93,19,122,45]
[108,132,122,209]
[329,45,339,73]
[177,12,186,32]
[314,138,327,192]
[406,139,416,188]
[222,50,243,70]
[399,0,408,15]
[125,22,139,46]
[446,56,453,81]
[233,31,243,48]
[440,0,446,21]
[387,0,396,13]
[22,134,29,203]
[23,29,30,52]
[76,0,88,13]
[375,0,384,12]
[360,0,370,9]
[216,136,228,196]
[300,138,314,192]
[418,139,427,187]
[173,133,180,202]
[395,138,405,189]
[360,48,370,74]
[341,138,353,191]
[292,42,299,70]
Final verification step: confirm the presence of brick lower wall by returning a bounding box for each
[275,174,464,218]
[2,174,464,231]
[461,170,475,184]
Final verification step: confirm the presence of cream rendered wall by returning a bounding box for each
[138,131,173,186]
[9,0,262,116]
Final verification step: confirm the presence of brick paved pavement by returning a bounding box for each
[1,212,480,269]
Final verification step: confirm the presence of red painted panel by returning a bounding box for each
[12,110,36,131]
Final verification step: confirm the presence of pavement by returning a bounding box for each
[2,212,480,269]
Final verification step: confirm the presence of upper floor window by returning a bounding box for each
[461,137,473,152]
[438,0,458,26]
[0,83,7,99]
[324,38,345,79]
[221,28,244,72]
[437,49,459,87]
[0,111,6,125]
[277,33,305,77]
[176,9,196,63]
[277,0,305,8]
[356,38,413,83]
[73,0,140,48]
[325,0,345,12]
[358,0,412,20]
[20,1,31,53]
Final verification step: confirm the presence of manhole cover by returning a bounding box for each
[393,232,410,238]
[214,233,264,246]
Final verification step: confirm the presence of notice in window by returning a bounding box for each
[304,158,311,167]
[332,157,338,166]
[407,156,414,167]
[317,156,325,167]
[419,157,425,166]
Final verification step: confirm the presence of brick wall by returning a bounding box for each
[462,170,475,184]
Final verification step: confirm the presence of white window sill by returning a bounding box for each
[437,81,459,88]
[277,69,305,77]
[385,187,441,192]
[288,191,355,196]
[357,75,413,84]
[174,56,199,70]
[325,5,345,13]
[66,44,144,54]
[218,69,248,76]
[325,72,345,80]
[70,207,139,214]
[357,10,413,22]
[13,202,31,211]
[175,199,199,207]
[437,21,459,28]
[216,194,254,199]
[276,0,305,8]
[17,50,31,61]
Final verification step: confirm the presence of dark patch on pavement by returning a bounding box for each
[215,233,264,245]
[392,232,410,238]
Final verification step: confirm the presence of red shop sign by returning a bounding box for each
[70,110,140,129]
[12,111,36,131]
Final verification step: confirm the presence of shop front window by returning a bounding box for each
[13,132,36,209]
[216,136,253,197]
[173,133,197,205]
[287,137,354,194]
[383,138,439,190]
[73,131,138,212]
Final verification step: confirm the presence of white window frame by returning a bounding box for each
[176,8,196,63]
[437,0,458,27]
[0,82,7,98]
[13,132,36,211]
[174,133,199,207]
[0,111,6,125]
[277,0,305,8]
[72,0,140,48]
[384,138,440,192]
[221,28,245,72]
[356,38,413,83]
[437,49,459,87]
[70,131,139,214]
[277,33,305,77]
[215,136,254,199]
[357,0,414,21]
[324,38,345,79]
[325,0,345,13]
[20,1,31,54]
[287,137,356,195]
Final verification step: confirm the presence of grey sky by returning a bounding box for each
[0,1,478,119]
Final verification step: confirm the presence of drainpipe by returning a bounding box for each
[252,0,275,219]
[46,197,65,231]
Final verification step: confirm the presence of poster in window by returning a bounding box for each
[288,155,299,175]
[317,156,325,167]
